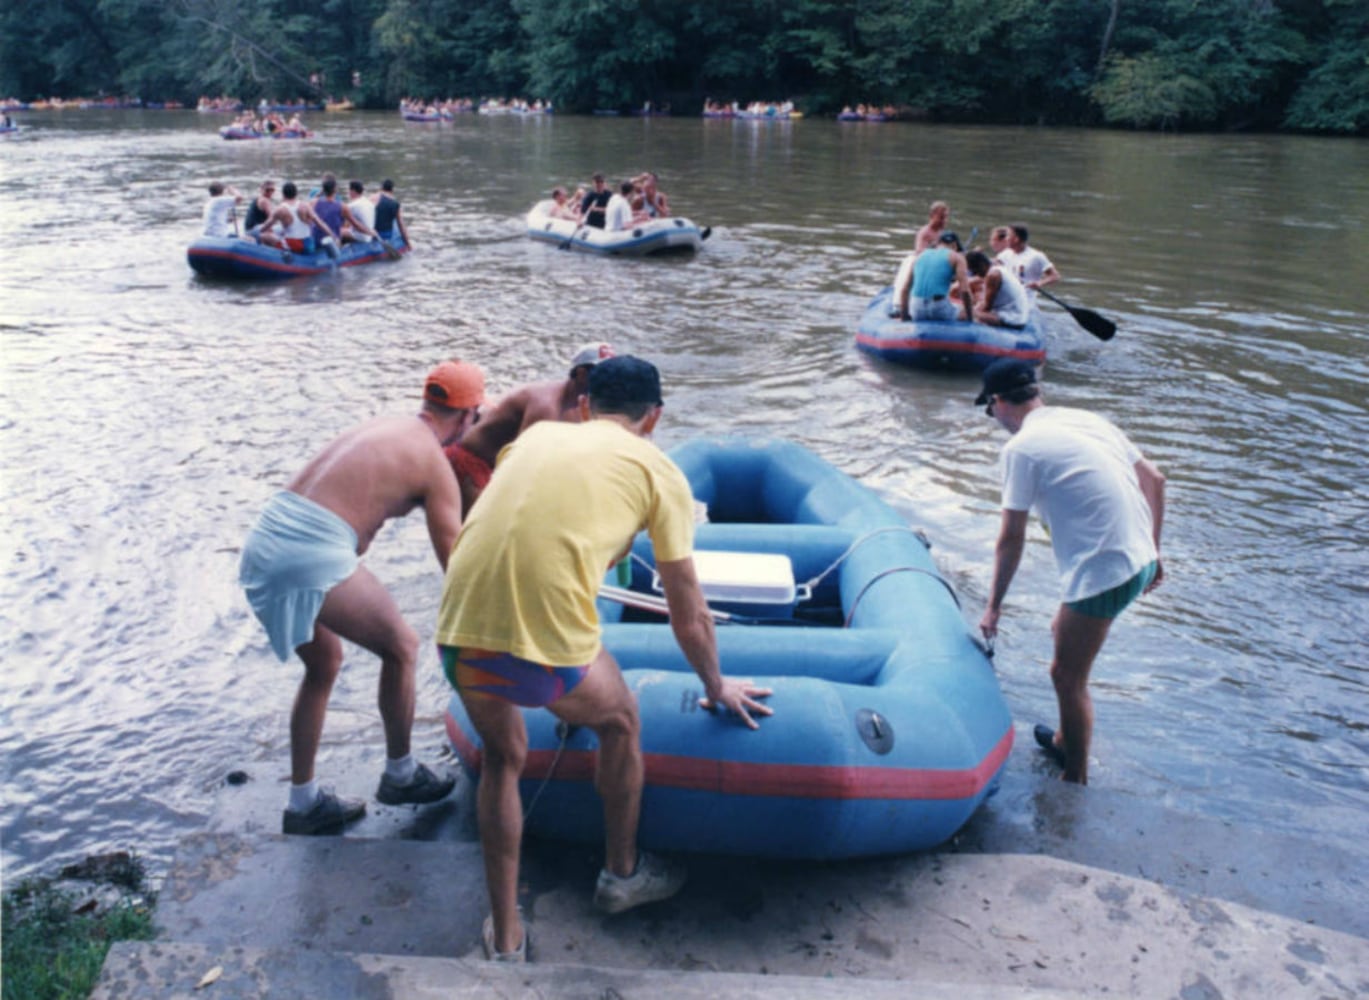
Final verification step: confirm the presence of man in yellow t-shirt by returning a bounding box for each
[435,355,772,962]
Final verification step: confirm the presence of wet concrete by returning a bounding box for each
[93,725,1369,998]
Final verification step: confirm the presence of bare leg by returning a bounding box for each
[548,646,642,877]
[460,691,527,955]
[314,566,420,762]
[1049,605,1114,785]
[291,626,343,785]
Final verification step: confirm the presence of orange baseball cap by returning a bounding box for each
[423,360,486,408]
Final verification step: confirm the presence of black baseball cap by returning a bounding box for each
[974,358,1038,405]
[938,230,963,252]
[588,355,663,408]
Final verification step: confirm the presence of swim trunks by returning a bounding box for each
[239,491,359,661]
[445,443,493,493]
[440,645,589,708]
[1066,561,1158,620]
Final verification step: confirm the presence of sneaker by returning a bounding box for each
[481,912,529,963]
[375,762,455,805]
[281,788,365,836]
[593,851,686,915]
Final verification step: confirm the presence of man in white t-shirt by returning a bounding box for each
[1006,224,1060,297]
[202,181,244,238]
[604,180,634,232]
[976,359,1166,785]
[343,179,377,243]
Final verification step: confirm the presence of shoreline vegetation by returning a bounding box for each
[0,0,1364,135]
[1,852,157,1000]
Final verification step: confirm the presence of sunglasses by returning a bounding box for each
[984,397,996,417]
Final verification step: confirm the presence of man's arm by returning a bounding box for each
[954,254,974,319]
[656,557,772,729]
[301,202,337,241]
[893,253,916,319]
[979,508,1028,639]
[1134,457,1166,591]
[341,202,376,238]
[422,446,464,569]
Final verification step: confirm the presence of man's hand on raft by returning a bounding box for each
[700,679,774,730]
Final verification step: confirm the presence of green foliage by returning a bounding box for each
[0,0,1361,130]
[1282,0,1369,133]
[1091,52,1216,129]
[2,859,156,1000]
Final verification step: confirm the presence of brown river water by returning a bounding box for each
[0,110,1366,879]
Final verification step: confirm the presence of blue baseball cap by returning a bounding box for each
[975,359,1037,406]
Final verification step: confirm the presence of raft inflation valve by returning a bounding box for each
[856,708,895,755]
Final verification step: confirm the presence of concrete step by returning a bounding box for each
[94,940,1086,999]
[123,829,1368,998]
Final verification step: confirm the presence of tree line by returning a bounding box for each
[2,0,1365,133]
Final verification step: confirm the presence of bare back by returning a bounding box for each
[459,377,583,466]
[286,415,462,561]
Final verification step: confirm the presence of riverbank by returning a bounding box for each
[86,731,1369,997]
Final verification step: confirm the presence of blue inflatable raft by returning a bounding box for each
[186,233,408,280]
[444,437,1013,860]
[855,286,1046,372]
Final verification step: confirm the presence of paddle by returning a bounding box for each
[1036,287,1117,341]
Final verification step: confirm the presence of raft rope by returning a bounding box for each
[799,525,932,594]
[523,720,572,822]
[843,566,961,628]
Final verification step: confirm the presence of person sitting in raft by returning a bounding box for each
[580,173,612,228]
[1004,223,1061,299]
[202,181,244,238]
[914,200,951,252]
[604,180,635,232]
[894,231,973,322]
[551,187,581,220]
[342,179,378,244]
[631,171,670,218]
[265,181,335,254]
[445,342,614,517]
[286,113,305,134]
[312,173,374,250]
[372,179,411,247]
[244,179,288,251]
[966,250,1033,328]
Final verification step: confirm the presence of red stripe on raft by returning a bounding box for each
[854,332,1045,360]
[445,714,1014,801]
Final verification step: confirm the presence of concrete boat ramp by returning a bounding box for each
[95,733,1368,998]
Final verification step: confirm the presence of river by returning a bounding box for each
[1,110,1366,881]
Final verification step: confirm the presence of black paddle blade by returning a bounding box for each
[1038,289,1117,341]
[1071,306,1116,341]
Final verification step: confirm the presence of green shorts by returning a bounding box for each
[1066,561,1158,620]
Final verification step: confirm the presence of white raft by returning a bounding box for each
[525,202,705,256]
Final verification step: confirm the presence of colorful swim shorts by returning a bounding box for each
[439,645,589,708]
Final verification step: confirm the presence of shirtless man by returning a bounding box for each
[632,171,670,217]
[914,200,950,252]
[239,360,485,835]
[445,342,613,517]
[265,181,336,253]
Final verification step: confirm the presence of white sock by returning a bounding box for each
[289,780,320,813]
[385,754,417,784]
